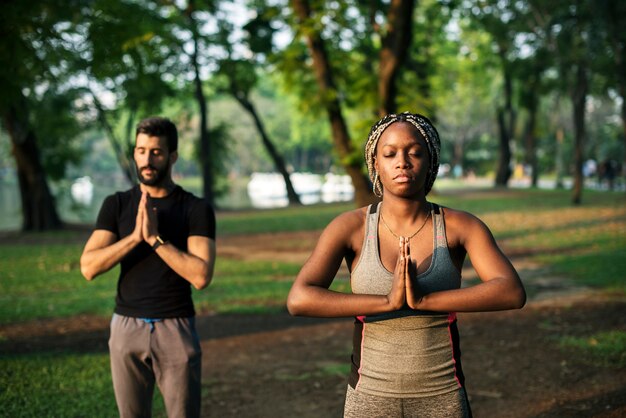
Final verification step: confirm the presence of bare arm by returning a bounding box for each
[141,192,215,290]
[80,195,145,281]
[80,191,216,289]
[80,229,141,280]
[409,210,526,312]
[287,211,407,318]
[150,235,216,290]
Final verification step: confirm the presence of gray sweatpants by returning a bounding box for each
[109,314,202,418]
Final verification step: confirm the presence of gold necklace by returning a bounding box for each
[380,203,432,240]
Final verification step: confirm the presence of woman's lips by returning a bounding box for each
[394,173,412,182]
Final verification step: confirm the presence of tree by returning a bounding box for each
[218,58,302,205]
[182,0,216,204]
[286,0,428,205]
[85,0,182,185]
[290,0,375,206]
[216,10,302,205]
[549,0,601,204]
[595,0,626,182]
[0,0,87,231]
[518,43,551,187]
[466,0,535,187]
[377,0,416,116]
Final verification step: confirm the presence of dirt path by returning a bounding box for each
[2,230,625,417]
[197,295,626,418]
[179,231,626,417]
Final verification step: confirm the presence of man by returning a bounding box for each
[80,116,216,418]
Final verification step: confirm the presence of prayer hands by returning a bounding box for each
[387,237,423,310]
[133,191,159,245]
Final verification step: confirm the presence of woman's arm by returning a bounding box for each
[287,210,408,318]
[410,209,526,312]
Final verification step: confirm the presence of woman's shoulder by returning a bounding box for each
[438,205,492,243]
[324,205,370,249]
[438,205,488,231]
[328,205,369,231]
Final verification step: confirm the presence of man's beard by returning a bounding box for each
[136,163,168,186]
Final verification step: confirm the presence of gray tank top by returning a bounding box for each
[348,202,466,397]
[351,202,461,298]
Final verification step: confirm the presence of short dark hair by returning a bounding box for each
[135,117,178,152]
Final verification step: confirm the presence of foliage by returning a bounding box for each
[1,0,625,228]
[32,88,85,180]
[0,0,88,179]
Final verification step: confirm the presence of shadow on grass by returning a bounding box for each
[0,312,345,356]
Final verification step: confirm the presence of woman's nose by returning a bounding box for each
[396,153,410,168]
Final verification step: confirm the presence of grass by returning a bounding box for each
[0,352,167,418]
[1,187,625,416]
[216,202,353,235]
[560,330,626,368]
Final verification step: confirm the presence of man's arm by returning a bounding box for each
[141,192,215,290]
[149,235,216,290]
[80,229,142,280]
[80,194,144,281]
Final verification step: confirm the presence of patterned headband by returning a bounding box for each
[365,112,441,197]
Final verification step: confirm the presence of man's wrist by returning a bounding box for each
[151,235,166,250]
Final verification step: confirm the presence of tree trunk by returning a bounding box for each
[2,103,62,231]
[524,99,539,187]
[571,63,588,205]
[186,5,214,205]
[555,127,565,189]
[292,0,376,207]
[495,107,513,186]
[495,59,515,187]
[235,93,302,205]
[378,0,415,116]
[622,87,626,182]
[605,0,626,186]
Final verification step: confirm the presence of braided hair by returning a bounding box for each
[365,112,441,197]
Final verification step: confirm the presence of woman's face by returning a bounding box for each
[374,122,430,198]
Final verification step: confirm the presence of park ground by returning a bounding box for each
[1,224,626,417]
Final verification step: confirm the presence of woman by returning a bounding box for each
[287,112,526,417]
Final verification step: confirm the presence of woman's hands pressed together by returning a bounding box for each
[387,237,423,311]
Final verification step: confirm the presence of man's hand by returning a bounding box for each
[139,192,159,245]
[131,193,145,244]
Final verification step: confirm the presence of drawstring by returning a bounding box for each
[141,318,162,333]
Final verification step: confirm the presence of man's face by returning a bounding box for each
[133,133,173,186]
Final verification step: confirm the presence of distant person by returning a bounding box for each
[287,112,526,417]
[599,159,618,190]
[80,116,216,418]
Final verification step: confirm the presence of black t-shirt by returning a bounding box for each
[95,185,216,318]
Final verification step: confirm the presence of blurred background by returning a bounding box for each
[1,2,626,416]
[1,0,624,231]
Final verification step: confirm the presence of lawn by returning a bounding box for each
[1,187,624,417]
